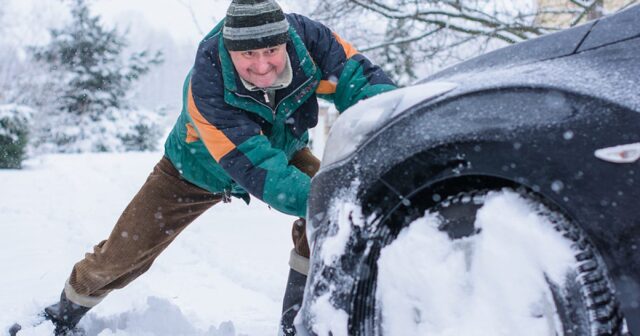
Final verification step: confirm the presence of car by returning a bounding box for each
[297,5,640,336]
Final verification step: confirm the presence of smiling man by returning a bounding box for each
[230,44,288,88]
[40,0,395,335]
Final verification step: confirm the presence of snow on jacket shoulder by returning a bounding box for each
[164,13,396,218]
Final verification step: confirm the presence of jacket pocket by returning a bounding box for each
[287,97,318,138]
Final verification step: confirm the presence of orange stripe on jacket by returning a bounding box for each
[187,84,236,161]
[315,33,359,95]
[333,32,358,58]
[185,123,199,143]
[316,80,336,95]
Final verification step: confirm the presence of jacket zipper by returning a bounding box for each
[233,75,315,122]
[233,91,276,121]
[274,75,314,118]
[262,90,275,120]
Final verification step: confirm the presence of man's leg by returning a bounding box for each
[45,156,223,333]
[280,147,320,335]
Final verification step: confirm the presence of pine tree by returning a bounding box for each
[31,0,163,152]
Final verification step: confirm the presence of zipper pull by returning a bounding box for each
[261,90,275,120]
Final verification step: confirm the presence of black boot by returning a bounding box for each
[279,268,307,336]
[43,291,91,335]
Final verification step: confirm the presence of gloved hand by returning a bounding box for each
[291,218,310,258]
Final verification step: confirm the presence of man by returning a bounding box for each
[41,0,395,335]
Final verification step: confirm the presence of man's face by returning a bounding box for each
[229,44,287,89]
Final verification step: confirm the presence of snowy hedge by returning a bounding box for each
[36,107,164,153]
[118,108,166,152]
[0,104,33,169]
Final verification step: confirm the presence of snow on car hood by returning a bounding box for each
[322,82,457,167]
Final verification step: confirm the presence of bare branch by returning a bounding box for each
[317,0,630,84]
[569,0,590,9]
[570,0,602,26]
[360,27,444,52]
[175,0,205,36]
[349,0,547,42]
[517,9,583,18]
[357,0,403,14]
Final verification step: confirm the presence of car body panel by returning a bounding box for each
[425,22,596,82]
[302,5,640,335]
[577,5,640,52]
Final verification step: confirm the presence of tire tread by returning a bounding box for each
[438,190,626,336]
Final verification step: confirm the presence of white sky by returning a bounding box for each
[90,0,230,44]
[5,0,300,45]
[4,0,225,45]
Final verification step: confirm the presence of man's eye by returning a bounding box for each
[243,52,254,57]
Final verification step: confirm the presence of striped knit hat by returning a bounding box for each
[223,0,290,51]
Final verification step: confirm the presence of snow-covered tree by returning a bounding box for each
[30,0,164,153]
[311,0,634,85]
[0,104,33,169]
[0,1,16,104]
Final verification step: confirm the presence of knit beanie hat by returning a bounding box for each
[223,0,290,51]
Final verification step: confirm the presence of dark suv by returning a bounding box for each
[298,5,639,336]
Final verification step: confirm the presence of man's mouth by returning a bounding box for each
[251,69,274,77]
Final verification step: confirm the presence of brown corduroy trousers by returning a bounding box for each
[66,148,319,306]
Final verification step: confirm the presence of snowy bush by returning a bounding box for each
[0,104,33,169]
[36,107,164,153]
[117,108,165,152]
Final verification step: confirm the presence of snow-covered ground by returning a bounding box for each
[0,152,295,336]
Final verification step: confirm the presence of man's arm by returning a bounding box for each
[288,13,397,112]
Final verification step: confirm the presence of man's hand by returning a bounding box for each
[292,218,309,258]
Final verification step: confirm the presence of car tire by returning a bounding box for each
[351,189,627,336]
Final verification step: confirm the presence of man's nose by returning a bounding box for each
[253,56,272,73]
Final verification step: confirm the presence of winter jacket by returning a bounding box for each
[164,13,396,218]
